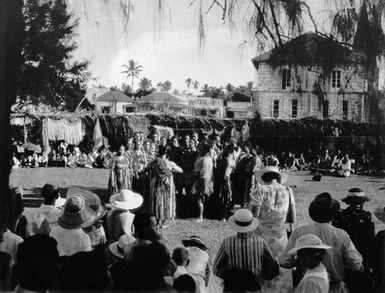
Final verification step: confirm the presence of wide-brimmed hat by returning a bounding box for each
[182,235,207,251]
[109,234,136,259]
[58,189,101,229]
[288,234,332,255]
[109,189,143,211]
[341,188,369,205]
[309,192,340,223]
[227,209,259,233]
[254,166,288,184]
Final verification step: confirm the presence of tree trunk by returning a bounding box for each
[0,0,23,227]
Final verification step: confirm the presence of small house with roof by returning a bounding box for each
[252,32,370,122]
[226,91,255,119]
[95,91,136,114]
[136,92,189,114]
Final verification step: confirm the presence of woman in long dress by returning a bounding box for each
[109,145,133,196]
[249,165,296,292]
[148,145,182,228]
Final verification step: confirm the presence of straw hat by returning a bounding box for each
[309,192,340,223]
[341,188,369,205]
[109,189,143,211]
[182,235,207,251]
[288,234,332,255]
[227,209,259,233]
[58,189,102,229]
[109,234,136,259]
[254,166,288,184]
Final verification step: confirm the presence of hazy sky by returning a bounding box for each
[68,0,328,91]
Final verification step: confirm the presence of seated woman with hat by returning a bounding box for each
[49,189,105,256]
[288,234,331,293]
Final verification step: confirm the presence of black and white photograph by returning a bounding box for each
[1,0,385,292]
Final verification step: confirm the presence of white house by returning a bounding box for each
[85,87,109,104]
[226,92,254,119]
[252,32,370,122]
[188,96,224,118]
[95,91,136,114]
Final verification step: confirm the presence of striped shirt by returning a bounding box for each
[213,232,279,280]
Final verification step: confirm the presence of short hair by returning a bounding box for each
[158,145,169,157]
[261,172,281,183]
[173,274,196,293]
[172,247,189,266]
[41,184,59,205]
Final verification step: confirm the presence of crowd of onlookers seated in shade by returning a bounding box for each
[11,136,380,177]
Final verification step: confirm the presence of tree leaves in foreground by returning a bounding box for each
[17,0,90,111]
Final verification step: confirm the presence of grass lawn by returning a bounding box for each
[10,168,385,292]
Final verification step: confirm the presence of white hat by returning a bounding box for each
[254,166,288,184]
[227,209,259,233]
[109,189,143,211]
[109,234,136,259]
[288,234,332,255]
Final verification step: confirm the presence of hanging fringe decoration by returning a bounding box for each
[46,118,85,145]
[93,118,103,150]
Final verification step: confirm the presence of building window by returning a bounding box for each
[125,107,135,113]
[342,100,348,120]
[209,109,217,115]
[292,99,298,118]
[282,68,291,89]
[322,100,329,119]
[227,111,234,118]
[273,100,279,118]
[102,106,111,114]
[331,70,341,88]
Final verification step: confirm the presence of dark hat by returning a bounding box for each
[58,189,102,229]
[182,235,207,251]
[42,184,59,198]
[309,192,340,223]
[341,188,369,205]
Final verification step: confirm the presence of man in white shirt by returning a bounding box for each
[25,184,61,237]
[0,228,23,266]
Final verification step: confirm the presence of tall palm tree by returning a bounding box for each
[192,80,200,90]
[225,83,234,93]
[201,83,210,96]
[156,82,164,91]
[138,77,152,91]
[246,81,254,91]
[185,77,193,88]
[121,59,143,91]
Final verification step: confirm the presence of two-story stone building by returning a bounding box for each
[252,32,370,122]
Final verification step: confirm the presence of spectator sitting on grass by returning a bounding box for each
[67,150,78,168]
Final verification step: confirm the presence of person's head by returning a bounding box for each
[173,274,196,293]
[172,247,189,267]
[127,138,133,148]
[343,153,349,160]
[146,242,171,275]
[171,136,179,147]
[261,171,281,184]
[202,133,209,143]
[14,234,59,292]
[134,132,140,142]
[143,140,151,151]
[139,131,144,141]
[160,136,168,147]
[133,212,158,240]
[42,184,60,206]
[183,134,190,146]
[213,134,221,145]
[189,139,196,151]
[288,234,331,270]
[192,132,199,142]
[152,132,159,143]
[133,140,142,151]
[59,245,110,291]
[0,252,11,291]
[342,188,369,207]
[242,144,250,154]
[118,145,125,155]
[157,145,169,158]
[309,192,340,223]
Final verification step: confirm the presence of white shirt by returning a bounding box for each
[50,226,91,256]
[0,229,23,266]
[295,263,329,293]
[186,247,211,292]
[24,205,60,237]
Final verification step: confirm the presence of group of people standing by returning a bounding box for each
[108,131,266,227]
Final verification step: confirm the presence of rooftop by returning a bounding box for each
[96,91,133,103]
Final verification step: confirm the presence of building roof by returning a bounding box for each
[138,92,188,106]
[229,92,252,102]
[252,31,366,68]
[96,91,133,103]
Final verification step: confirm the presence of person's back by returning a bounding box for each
[50,225,91,256]
[279,222,362,284]
[0,229,23,267]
